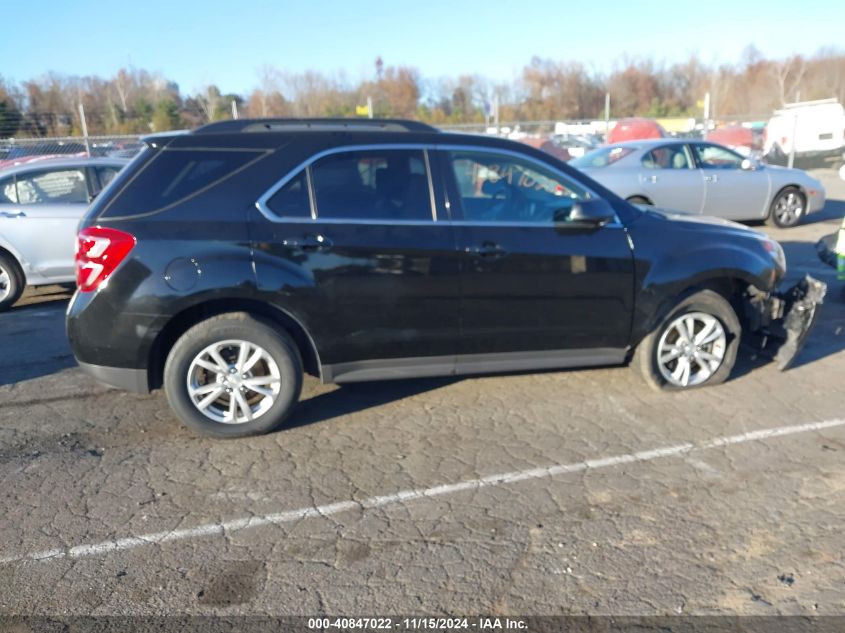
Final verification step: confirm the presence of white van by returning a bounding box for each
[764,98,845,168]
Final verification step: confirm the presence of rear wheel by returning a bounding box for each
[0,252,24,312]
[633,290,740,391]
[767,187,805,228]
[163,312,303,438]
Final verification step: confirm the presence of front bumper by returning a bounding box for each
[745,275,827,369]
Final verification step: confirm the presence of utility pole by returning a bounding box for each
[231,100,239,120]
[604,93,610,138]
[78,103,90,157]
[493,94,500,135]
[367,96,373,119]
[703,92,710,140]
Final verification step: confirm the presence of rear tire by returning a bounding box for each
[633,290,740,391]
[163,312,303,438]
[0,252,24,312]
[767,187,805,228]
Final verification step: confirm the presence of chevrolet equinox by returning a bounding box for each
[66,119,824,437]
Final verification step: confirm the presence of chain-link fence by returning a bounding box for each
[0,135,145,169]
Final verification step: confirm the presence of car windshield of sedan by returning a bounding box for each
[571,146,635,169]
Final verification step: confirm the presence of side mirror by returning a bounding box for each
[556,198,615,227]
[740,158,758,171]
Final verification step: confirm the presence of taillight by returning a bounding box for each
[75,227,135,292]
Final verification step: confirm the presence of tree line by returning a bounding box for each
[1,46,844,138]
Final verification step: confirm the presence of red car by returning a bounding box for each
[607,118,666,144]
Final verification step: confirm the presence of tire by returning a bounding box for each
[163,312,303,438]
[0,252,24,312]
[767,187,805,228]
[633,290,741,391]
[626,195,652,206]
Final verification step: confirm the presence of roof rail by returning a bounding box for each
[193,118,440,135]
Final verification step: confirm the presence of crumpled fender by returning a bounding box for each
[746,275,827,370]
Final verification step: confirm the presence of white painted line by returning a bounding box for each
[2,418,843,565]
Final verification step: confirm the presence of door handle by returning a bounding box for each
[703,175,718,183]
[283,234,333,252]
[0,210,25,218]
[466,242,507,258]
[639,174,658,184]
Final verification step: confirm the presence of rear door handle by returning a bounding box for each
[466,242,507,258]
[639,174,658,183]
[703,175,718,183]
[0,210,25,218]
[283,234,333,252]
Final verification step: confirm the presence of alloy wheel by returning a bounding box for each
[186,339,282,424]
[774,191,804,226]
[656,312,727,388]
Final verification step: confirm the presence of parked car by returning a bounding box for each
[550,134,597,159]
[706,125,759,158]
[607,118,666,144]
[764,98,845,168]
[571,138,825,228]
[67,118,823,438]
[0,157,128,310]
[0,142,88,171]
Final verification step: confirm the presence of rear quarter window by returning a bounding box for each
[99,148,264,218]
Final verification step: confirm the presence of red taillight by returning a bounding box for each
[75,227,135,292]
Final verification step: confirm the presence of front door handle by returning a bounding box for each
[703,175,718,183]
[466,242,507,258]
[283,234,333,252]
[0,210,25,218]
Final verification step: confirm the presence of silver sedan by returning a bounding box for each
[572,138,826,227]
[0,157,129,310]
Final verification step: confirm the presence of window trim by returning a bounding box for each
[255,143,613,227]
[690,142,745,170]
[437,145,620,228]
[256,144,439,224]
[640,144,694,171]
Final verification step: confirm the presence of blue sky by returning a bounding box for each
[2,0,842,95]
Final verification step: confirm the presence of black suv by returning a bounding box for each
[67,119,824,437]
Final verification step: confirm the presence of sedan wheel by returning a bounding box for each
[768,187,805,228]
[0,253,24,312]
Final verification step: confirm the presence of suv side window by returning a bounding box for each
[448,150,590,223]
[311,149,431,221]
[266,170,311,218]
[692,143,743,169]
[15,168,88,204]
[642,145,692,170]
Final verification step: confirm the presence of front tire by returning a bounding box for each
[633,290,740,391]
[767,187,805,228]
[0,252,24,312]
[163,312,303,438]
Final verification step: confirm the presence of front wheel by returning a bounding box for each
[163,313,303,438]
[767,187,805,228]
[633,290,741,391]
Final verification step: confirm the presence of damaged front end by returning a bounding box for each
[744,275,827,370]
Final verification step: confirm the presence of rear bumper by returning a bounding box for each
[77,360,150,394]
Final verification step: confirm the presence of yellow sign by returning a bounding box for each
[355,105,369,116]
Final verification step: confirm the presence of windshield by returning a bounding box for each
[571,146,635,169]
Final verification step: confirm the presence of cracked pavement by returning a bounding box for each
[1,171,845,616]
